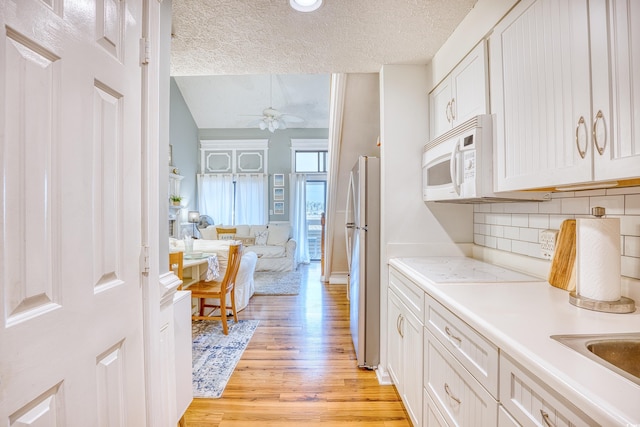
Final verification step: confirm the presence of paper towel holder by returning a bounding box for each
[569,207,636,314]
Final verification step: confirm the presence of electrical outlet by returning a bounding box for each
[540,229,558,259]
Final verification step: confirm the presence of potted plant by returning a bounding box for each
[170,195,182,206]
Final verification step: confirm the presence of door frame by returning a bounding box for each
[141,0,183,425]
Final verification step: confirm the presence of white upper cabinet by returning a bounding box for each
[591,0,640,182]
[490,0,640,191]
[429,42,489,141]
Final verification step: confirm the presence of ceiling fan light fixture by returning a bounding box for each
[290,0,322,12]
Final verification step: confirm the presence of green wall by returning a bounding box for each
[169,78,199,212]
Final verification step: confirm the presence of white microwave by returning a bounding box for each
[422,115,549,203]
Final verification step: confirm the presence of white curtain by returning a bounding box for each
[197,174,234,226]
[290,173,309,264]
[235,174,267,225]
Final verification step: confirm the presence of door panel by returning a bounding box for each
[0,0,145,425]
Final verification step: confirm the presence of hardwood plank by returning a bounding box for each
[183,262,412,426]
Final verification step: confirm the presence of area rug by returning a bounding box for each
[253,268,302,295]
[192,319,259,398]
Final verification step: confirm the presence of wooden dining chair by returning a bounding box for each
[169,252,184,288]
[189,243,243,335]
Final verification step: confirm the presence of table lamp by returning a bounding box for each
[188,211,200,238]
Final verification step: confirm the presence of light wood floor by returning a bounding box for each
[183,262,412,426]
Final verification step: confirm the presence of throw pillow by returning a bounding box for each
[254,230,269,245]
[238,236,256,246]
[216,227,236,241]
[267,224,290,246]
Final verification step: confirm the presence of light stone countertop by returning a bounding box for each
[390,257,640,427]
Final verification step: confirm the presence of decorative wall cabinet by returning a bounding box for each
[429,41,489,141]
[387,268,424,427]
[490,0,640,191]
[200,139,269,174]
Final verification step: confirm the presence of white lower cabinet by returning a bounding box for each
[388,268,424,426]
[424,329,498,426]
[389,263,602,427]
[500,353,597,427]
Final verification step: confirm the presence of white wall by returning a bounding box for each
[378,64,473,379]
[329,73,381,281]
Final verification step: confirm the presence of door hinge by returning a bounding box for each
[142,245,150,275]
[140,38,150,65]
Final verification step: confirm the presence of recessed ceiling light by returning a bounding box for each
[290,0,323,12]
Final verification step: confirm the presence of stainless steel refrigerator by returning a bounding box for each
[345,156,380,369]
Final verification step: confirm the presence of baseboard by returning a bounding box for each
[375,365,393,385]
[329,273,348,285]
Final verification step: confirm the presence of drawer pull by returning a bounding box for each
[444,383,461,405]
[445,326,462,345]
[575,116,587,159]
[592,109,606,155]
[399,315,404,338]
[540,409,556,427]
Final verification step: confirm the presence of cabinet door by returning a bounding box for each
[451,41,488,128]
[590,0,640,181]
[387,290,404,391]
[490,0,593,191]
[401,306,423,427]
[429,78,454,141]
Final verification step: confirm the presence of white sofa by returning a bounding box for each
[200,223,297,272]
[169,238,258,311]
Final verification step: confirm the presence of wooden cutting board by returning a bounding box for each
[548,219,576,291]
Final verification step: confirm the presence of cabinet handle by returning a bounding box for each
[540,409,556,427]
[399,315,404,338]
[396,314,401,335]
[444,383,461,404]
[445,326,462,345]
[446,101,452,123]
[575,116,587,159]
[450,98,456,120]
[592,110,606,156]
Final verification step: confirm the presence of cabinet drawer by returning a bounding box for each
[425,293,499,398]
[389,267,424,320]
[498,405,519,427]
[424,388,449,427]
[500,353,597,427]
[425,329,498,427]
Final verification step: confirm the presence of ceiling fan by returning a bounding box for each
[246,75,304,133]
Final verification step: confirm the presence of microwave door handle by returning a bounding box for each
[450,142,461,195]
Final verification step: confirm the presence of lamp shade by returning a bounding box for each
[188,211,200,223]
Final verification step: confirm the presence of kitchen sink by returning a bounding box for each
[551,333,640,386]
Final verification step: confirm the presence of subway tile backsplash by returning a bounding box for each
[473,187,640,279]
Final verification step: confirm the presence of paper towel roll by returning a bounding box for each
[576,218,621,301]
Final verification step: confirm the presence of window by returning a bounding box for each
[306,180,326,261]
[295,151,327,173]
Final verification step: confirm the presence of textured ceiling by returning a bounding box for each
[170,0,478,76]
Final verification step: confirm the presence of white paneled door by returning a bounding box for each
[0,0,145,426]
